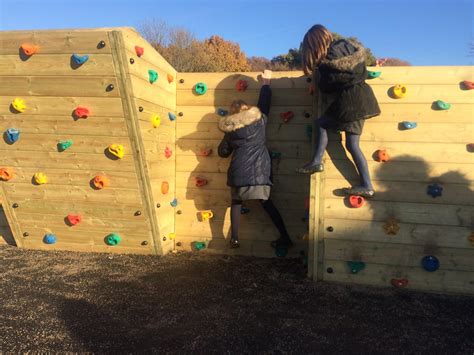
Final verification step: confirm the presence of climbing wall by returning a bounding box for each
[309,67,474,294]
[0,28,173,254]
[175,73,312,256]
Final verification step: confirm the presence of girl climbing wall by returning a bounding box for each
[217,71,293,250]
[296,24,380,198]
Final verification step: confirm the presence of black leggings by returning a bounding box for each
[231,199,289,241]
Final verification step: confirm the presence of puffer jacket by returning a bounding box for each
[217,87,272,187]
[317,39,381,122]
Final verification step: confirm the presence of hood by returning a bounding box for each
[320,39,367,71]
[218,107,263,133]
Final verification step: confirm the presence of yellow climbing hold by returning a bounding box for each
[12,98,26,113]
[151,114,161,128]
[393,85,407,99]
[34,172,48,185]
[107,144,124,159]
[169,233,176,240]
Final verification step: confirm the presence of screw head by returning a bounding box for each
[326,267,333,274]
[130,58,135,64]
[177,210,182,215]
[98,40,106,49]
[12,203,19,208]
[139,106,144,112]
[134,211,142,216]
[156,203,161,208]
[304,112,311,118]
[142,241,148,246]
[178,112,184,117]
[23,232,29,237]
[162,236,167,241]
[106,84,114,92]
[179,79,184,84]
[326,226,334,232]
[176,242,182,247]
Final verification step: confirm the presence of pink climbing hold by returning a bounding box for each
[135,46,144,57]
[349,195,365,208]
[165,147,172,158]
[235,79,248,92]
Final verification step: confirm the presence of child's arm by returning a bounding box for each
[218,134,233,158]
[257,70,272,116]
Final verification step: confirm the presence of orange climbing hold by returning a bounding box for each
[92,175,109,189]
[21,44,39,56]
[74,106,90,119]
[66,214,82,226]
[161,181,169,194]
[235,79,248,92]
[167,74,174,83]
[135,46,144,57]
[462,80,474,90]
[391,278,408,288]
[195,177,208,187]
[349,195,365,208]
[0,168,14,181]
[375,149,390,162]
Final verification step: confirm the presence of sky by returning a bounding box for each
[0,0,472,65]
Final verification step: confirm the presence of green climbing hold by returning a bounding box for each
[347,261,365,274]
[435,100,451,110]
[194,241,206,250]
[194,82,208,95]
[306,124,313,141]
[148,69,158,84]
[367,71,381,79]
[105,233,121,246]
[269,150,282,159]
[57,140,73,152]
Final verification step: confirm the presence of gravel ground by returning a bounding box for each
[1,245,473,353]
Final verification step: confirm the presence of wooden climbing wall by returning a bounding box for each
[175,72,312,256]
[0,28,174,254]
[309,66,474,294]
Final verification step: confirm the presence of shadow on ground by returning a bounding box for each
[0,245,472,353]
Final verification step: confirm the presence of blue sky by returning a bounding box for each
[0,0,472,65]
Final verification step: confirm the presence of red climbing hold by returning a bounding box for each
[165,147,172,158]
[391,278,408,288]
[74,106,90,119]
[66,214,82,226]
[235,79,248,92]
[375,149,390,162]
[0,168,14,181]
[308,84,315,95]
[349,195,365,208]
[92,175,109,189]
[280,111,295,123]
[198,148,212,157]
[21,44,38,56]
[195,177,208,187]
[135,46,144,57]
[462,80,474,90]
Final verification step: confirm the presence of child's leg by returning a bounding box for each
[345,133,374,190]
[297,117,329,172]
[261,199,293,247]
[230,199,242,241]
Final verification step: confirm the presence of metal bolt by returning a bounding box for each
[176,242,182,247]
[156,203,161,208]
[142,241,148,246]
[23,232,29,237]
[178,112,184,117]
[134,211,142,216]
[327,226,334,232]
[306,77,312,83]
[304,112,311,118]
[179,79,184,84]
[106,84,114,92]
[326,267,334,274]
[162,236,167,241]
[12,203,19,208]
[139,106,144,112]
[130,58,135,64]
[177,210,182,215]
[98,40,106,49]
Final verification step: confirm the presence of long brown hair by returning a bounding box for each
[301,24,333,75]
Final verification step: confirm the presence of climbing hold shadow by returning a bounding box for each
[106,144,125,159]
[105,233,121,246]
[70,53,89,69]
[427,183,443,198]
[216,108,228,116]
[32,172,48,185]
[421,255,439,272]
[280,111,295,123]
[90,175,109,190]
[398,121,417,130]
[460,80,474,90]
[72,106,90,120]
[168,112,176,121]
[235,79,248,92]
[383,218,400,235]
[391,278,408,288]
[43,233,57,244]
[194,82,208,95]
[161,181,169,194]
[164,146,173,158]
[347,261,365,274]
[432,100,451,110]
[4,128,20,145]
[148,69,158,84]
[0,168,14,181]
[135,46,144,57]
[374,149,390,162]
[57,140,73,152]
[347,195,365,208]
[389,84,407,99]
[65,214,82,226]
[11,98,26,113]
[367,70,381,79]
[195,177,208,187]
[192,241,206,251]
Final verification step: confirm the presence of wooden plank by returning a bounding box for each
[323,260,474,294]
[324,239,474,272]
[127,53,175,95]
[323,198,474,227]
[323,218,472,249]
[0,76,119,97]
[0,185,22,247]
[0,54,115,76]
[0,96,124,116]
[0,30,112,54]
[130,75,176,109]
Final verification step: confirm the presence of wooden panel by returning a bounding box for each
[130,75,176,109]
[0,206,15,245]
[127,53,175,95]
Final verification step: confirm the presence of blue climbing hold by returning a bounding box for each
[170,198,178,207]
[241,207,250,214]
[347,261,366,274]
[217,108,228,116]
[71,53,89,65]
[168,112,176,121]
[400,121,417,130]
[5,128,20,143]
[43,233,57,244]
[421,255,440,272]
[427,183,443,198]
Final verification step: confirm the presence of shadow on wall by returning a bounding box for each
[0,205,16,246]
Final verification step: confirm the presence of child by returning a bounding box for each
[296,24,381,197]
[218,71,293,249]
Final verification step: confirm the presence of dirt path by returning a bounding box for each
[1,245,472,353]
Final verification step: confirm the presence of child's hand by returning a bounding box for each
[262,69,272,86]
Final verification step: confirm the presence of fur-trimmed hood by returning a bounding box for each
[320,39,366,71]
[218,107,263,133]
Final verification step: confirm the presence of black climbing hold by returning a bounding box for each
[142,241,148,246]
[106,84,114,92]
[134,211,142,216]
[177,210,182,215]
[306,77,312,83]
[176,242,182,247]
[130,58,135,64]
[179,79,184,84]
[139,106,144,112]
[156,203,161,208]
[97,40,106,49]
[304,112,311,118]
[326,267,333,274]
[178,112,184,117]
[327,226,334,232]
[162,236,167,241]
[23,232,29,237]
[12,203,19,208]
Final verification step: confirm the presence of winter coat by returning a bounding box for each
[217,100,272,187]
[317,39,381,122]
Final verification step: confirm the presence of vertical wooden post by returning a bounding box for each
[0,185,23,248]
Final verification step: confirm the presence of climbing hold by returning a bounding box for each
[20,44,38,56]
[66,214,82,226]
[194,82,208,95]
[216,108,228,116]
[107,144,125,159]
[468,232,474,245]
[71,53,89,65]
[169,233,176,240]
[241,207,250,214]
[269,150,281,159]
[164,146,173,158]
[92,175,109,189]
[367,70,381,79]
[392,85,407,99]
[135,46,144,57]
[151,114,161,128]
[391,278,408,288]
[421,255,440,272]
[148,69,158,84]
[434,100,451,110]
[275,246,288,258]
[195,177,208,187]
[400,121,417,130]
[168,112,176,121]
[33,172,48,185]
[134,211,142,216]
[105,233,121,246]
[161,181,169,194]
[170,198,178,207]
[461,80,474,90]
[0,168,14,181]
[348,195,365,208]
[375,149,390,162]
[467,143,474,152]
[5,128,20,144]
[347,261,365,274]
[198,148,212,157]
[57,140,73,152]
[43,234,57,244]
[167,74,174,83]
[194,242,206,250]
[306,124,313,141]
[383,218,400,235]
[12,98,26,113]
[199,210,214,221]
[427,183,443,198]
[73,106,90,119]
[235,79,248,92]
[280,111,295,123]
[98,40,106,49]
